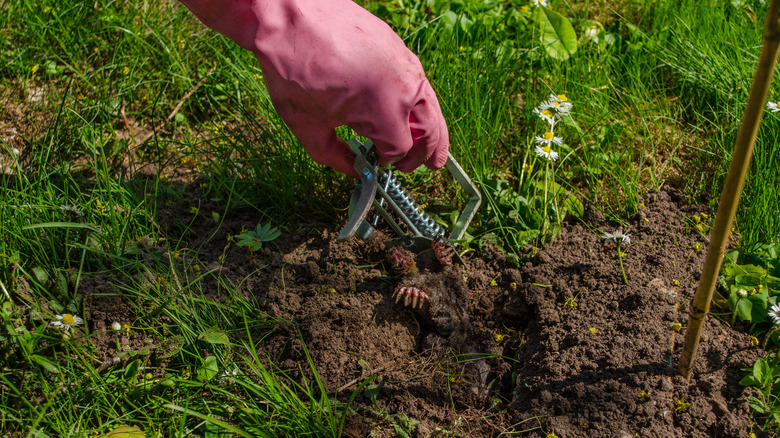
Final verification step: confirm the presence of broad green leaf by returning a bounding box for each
[756,358,773,387]
[734,274,762,288]
[722,250,740,267]
[564,195,584,218]
[197,356,219,382]
[736,298,752,322]
[539,7,577,60]
[748,294,768,323]
[739,374,760,386]
[31,267,49,284]
[124,359,140,381]
[198,327,230,345]
[725,264,766,277]
[56,271,68,296]
[99,425,146,438]
[253,223,281,242]
[31,354,59,373]
[533,180,566,195]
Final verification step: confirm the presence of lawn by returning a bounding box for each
[1,0,779,436]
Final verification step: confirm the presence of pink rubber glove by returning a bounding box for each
[179,0,450,178]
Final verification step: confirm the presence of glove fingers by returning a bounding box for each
[294,127,359,178]
[394,82,449,173]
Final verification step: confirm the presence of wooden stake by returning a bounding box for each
[678,0,780,380]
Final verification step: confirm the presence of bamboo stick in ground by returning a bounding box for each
[678,0,780,380]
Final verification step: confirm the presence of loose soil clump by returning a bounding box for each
[85,185,760,437]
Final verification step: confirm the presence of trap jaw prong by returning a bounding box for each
[337,137,481,261]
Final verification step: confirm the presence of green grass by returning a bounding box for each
[2,0,780,434]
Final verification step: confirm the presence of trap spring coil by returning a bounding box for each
[380,172,445,240]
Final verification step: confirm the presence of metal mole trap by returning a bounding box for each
[337,138,481,262]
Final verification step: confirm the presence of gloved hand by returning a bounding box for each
[179,0,450,178]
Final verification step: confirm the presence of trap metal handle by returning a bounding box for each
[338,138,481,247]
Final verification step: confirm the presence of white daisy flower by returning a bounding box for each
[737,289,748,299]
[52,314,84,331]
[767,102,780,112]
[533,107,556,125]
[111,321,122,331]
[534,145,559,161]
[540,96,573,118]
[532,0,548,6]
[221,368,240,378]
[535,131,563,146]
[769,304,780,325]
[601,229,631,246]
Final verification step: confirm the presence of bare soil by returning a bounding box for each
[83,184,761,437]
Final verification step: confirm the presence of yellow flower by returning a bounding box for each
[190,206,199,215]
[52,314,83,331]
[750,336,759,346]
[95,199,106,214]
[509,282,517,290]
[31,64,39,73]
[490,279,498,287]
[43,6,51,13]
[589,327,598,334]
[671,322,682,332]
[494,334,506,343]
[675,398,690,413]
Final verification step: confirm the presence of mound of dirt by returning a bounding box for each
[84,184,761,437]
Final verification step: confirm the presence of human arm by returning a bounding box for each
[177,0,449,178]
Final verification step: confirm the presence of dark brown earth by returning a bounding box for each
[82,184,762,437]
